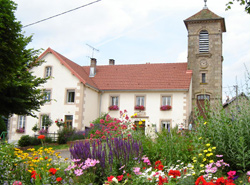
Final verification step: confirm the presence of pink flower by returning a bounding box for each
[100,119,105,124]
[247,171,250,176]
[13,181,22,185]
[227,171,236,176]
[133,167,142,175]
[216,155,223,157]
[74,169,83,176]
[90,123,94,127]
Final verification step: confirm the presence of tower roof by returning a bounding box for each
[184,8,226,32]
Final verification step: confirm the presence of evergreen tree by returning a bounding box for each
[0,0,47,117]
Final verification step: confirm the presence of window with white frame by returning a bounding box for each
[199,30,209,53]
[162,96,171,106]
[41,114,50,130]
[18,115,26,129]
[44,90,51,101]
[161,120,171,131]
[136,96,145,106]
[45,66,52,77]
[66,90,75,103]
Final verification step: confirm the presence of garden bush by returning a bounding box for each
[195,100,250,172]
[57,127,75,144]
[0,116,7,135]
[18,135,31,147]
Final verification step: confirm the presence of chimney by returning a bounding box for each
[89,58,97,77]
[109,59,115,65]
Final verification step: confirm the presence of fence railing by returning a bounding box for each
[35,132,58,142]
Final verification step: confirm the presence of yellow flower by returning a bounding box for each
[192,172,196,176]
[142,119,145,122]
[203,158,207,162]
[209,160,214,163]
[206,153,211,157]
[193,160,197,163]
[65,158,69,161]
[204,122,207,125]
[200,164,204,167]
[48,159,52,162]
[192,157,197,160]
[203,150,208,153]
[209,153,213,156]
[199,153,203,156]
[206,143,210,147]
[138,121,142,125]
[212,147,216,150]
[208,148,212,152]
[199,137,202,140]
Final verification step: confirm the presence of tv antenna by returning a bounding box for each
[86,44,99,58]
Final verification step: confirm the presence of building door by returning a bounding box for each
[197,94,210,118]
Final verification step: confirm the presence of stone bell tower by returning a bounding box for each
[184,5,226,113]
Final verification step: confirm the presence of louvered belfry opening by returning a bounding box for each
[199,30,209,53]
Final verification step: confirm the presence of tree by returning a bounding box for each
[226,0,250,14]
[0,0,47,117]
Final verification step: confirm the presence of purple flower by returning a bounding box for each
[216,154,223,157]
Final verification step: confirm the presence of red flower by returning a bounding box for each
[117,175,123,182]
[34,157,38,160]
[168,170,181,178]
[31,170,41,179]
[107,176,115,182]
[56,177,63,182]
[195,176,207,185]
[49,168,57,175]
[38,135,45,140]
[158,175,168,185]
[157,164,164,171]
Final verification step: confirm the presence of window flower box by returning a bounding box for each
[109,105,119,110]
[160,105,172,111]
[135,105,145,111]
[16,128,25,133]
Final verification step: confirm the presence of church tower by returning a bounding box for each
[184,5,226,113]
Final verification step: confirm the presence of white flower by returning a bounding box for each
[112,177,118,183]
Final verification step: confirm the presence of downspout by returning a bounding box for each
[99,91,103,117]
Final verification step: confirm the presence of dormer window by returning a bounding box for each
[199,30,209,53]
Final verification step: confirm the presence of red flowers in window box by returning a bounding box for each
[109,105,119,110]
[160,105,172,110]
[16,128,25,133]
[135,105,145,110]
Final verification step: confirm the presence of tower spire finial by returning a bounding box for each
[204,0,208,9]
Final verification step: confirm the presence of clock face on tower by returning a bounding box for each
[200,60,208,68]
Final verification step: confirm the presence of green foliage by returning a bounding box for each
[0,116,7,135]
[226,0,250,14]
[134,127,195,166]
[0,0,47,117]
[196,100,250,172]
[18,135,31,147]
[57,127,75,144]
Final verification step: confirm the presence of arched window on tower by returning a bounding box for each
[199,30,209,53]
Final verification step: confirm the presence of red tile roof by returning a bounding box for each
[40,48,192,91]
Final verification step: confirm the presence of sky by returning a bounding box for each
[14,0,250,102]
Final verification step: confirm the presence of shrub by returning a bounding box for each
[30,136,41,146]
[67,130,85,141]
[196,100,250,172]
[57,127,75,144]
[0,116,7,135]
[18,135,31,147]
